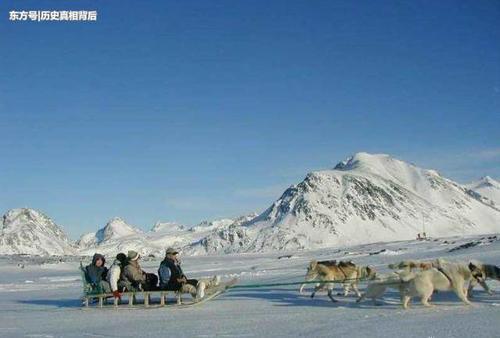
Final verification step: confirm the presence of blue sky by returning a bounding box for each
[1,0,499,238]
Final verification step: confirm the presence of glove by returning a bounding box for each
[112,290,122,300]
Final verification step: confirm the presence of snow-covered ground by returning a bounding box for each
[0,234,499,338]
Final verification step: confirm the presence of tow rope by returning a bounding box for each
[227,278,368,290]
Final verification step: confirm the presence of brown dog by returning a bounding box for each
[302,260,376,302]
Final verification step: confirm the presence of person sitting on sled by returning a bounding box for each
[85,253,111,293]
[106,252,128,300]
[121,250,158,291]
[158,247,208,299]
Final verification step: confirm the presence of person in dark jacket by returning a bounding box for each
[85,253,111,293]
[121,250,158,291]
[158,248,205,298]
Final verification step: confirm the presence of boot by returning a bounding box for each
[181,283,197,298]
[211,275,221,287]
[196,281,206,299]
[206,275,221,289]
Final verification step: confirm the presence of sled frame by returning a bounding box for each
[80,262,185,308]
[80,263,237,308]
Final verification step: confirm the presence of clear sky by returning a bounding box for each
[1,0,499,238]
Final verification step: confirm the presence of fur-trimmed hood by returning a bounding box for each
[91,253,106,266]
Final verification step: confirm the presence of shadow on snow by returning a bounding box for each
[19,298,84,308]
[223,287,500,310]
[16,288,499,310]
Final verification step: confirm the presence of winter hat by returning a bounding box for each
[165,247,179,255]
[116,253,127,265]
[128,250,140,261]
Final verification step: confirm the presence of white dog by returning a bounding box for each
[357,271,412,305]
[400,259,474,309]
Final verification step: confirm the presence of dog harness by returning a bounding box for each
[437,267,453,286]
[337,266,347,280]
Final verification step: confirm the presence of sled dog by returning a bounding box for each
[303,260,376,302]
[356,271,413,305]
[467,262,499,297]
[400,259,475,309]
[299,260,337,294]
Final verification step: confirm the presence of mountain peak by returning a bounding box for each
[151,221,185,233]
[3,208,58,233]
[0,208,74,256]
[466,176,500,206]
[334,152,392,171]
[331,152,440,190]
[468,176,500,189]
[480,176,499,186]
[96,217,141,242]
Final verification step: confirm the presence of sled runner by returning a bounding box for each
[80,263,237,308]
[178,277,239,307]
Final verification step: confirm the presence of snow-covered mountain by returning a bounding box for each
[191,153,500,254]
[77,217,142,248]
[189,214,257,234]
[3,153,499,257]
[466,176,500,207]
[77,215,257,257]
[184,214,258,255]
[0,208,75,256]
[150,221,185,233]
[77,217,145,255]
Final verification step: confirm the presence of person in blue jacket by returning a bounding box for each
[158,247,205,299]
[85,253,111,293]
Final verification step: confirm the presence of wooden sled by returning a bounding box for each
[80,263,237,308]
[82,290,185,308]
